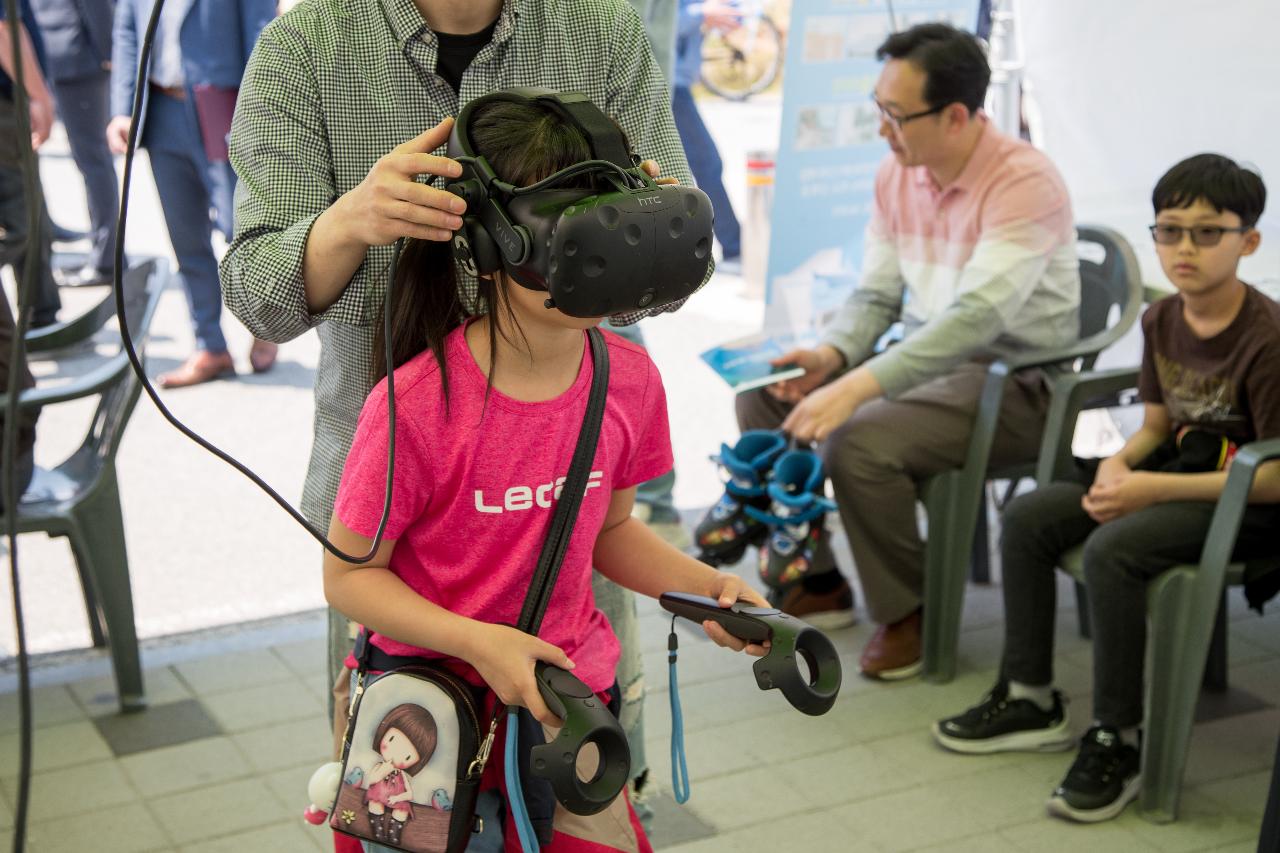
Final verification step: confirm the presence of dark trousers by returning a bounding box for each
[51,71,120,275]
[141,89,234,353]
[0,163,61,327]
[999,477,1280,728]
[671,85,740,258]
[736,362,1051,623]
[1261,731,1280,853]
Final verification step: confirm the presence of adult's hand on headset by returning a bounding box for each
[468,622,574,727]
[639,159,680,186]
[337,117,469,247]
[767,344,844,404]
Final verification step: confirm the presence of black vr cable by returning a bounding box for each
[5,0,404,841]
[4,0,50,848]
[111,0,401,565]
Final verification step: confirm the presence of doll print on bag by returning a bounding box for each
[362,703,441,845]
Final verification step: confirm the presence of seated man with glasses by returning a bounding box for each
[703,22,1081,678]
[933,152,1280,823]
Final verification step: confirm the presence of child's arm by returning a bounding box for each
[1094,403,1172,485]
[323,517,574,725]
[1083,404,1280,520]
[592,487,772,655]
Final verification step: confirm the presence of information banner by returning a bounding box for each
[763,0,978,334]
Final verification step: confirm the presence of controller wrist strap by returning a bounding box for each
[667,618,691,803]
[508,327,611,853]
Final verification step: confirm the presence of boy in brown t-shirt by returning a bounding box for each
[929,153,1280,823]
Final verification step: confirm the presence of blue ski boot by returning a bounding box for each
[746,448,838,596]
[694,430,787,566]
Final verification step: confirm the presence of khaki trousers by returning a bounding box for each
[736,362,1052,624]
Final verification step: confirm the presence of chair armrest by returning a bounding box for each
[25,290,116,355]
[1034,366,1141,485]
[1198,438,1280,578]
[967,353,1125,479]
[1003,335,1118,374]
[18,353,130,409]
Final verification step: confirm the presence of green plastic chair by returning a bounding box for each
[8,259,166,712]
[920,225,1144,683]
[1035,366,1280,822]
[25,287,117,355]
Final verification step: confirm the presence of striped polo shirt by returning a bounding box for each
[822,116,1081,397]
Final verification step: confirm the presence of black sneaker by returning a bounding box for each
[932,681,1073,754]
[1046,726,1141,823]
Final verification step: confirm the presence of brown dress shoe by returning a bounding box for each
[859,608,923,680]
[157,350,235,388]
[249,338,278,373]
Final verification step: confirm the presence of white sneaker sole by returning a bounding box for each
[796,608,857,631]
[1046,774,1141,823]
[931,718,1074,754]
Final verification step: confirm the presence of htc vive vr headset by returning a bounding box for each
[445,88,714,318]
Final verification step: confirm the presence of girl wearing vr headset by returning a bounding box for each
[322,96,768,852]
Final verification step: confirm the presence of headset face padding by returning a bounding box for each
[444,89,714,317]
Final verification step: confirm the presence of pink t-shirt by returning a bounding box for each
[334,324,673,693]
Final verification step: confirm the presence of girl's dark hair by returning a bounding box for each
[373,703,438,777]
[876,23,990,115]
[1152,153,1267,228]
[371,100,595,398]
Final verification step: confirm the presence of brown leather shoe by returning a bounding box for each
[859,608,923,681]
[157,350,235,388]
[775,575,857,630]
[249,338,278,373]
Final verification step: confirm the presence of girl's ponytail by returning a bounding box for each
[370,238,463,389]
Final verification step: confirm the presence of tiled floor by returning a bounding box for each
[1,557,1276,852]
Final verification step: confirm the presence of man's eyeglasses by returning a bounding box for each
[1149,224,1250,247]
[871,95,946,130]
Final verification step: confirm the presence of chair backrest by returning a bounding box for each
[1074,225,1144,369]
[72,259,166,475]
[89,259,165,456]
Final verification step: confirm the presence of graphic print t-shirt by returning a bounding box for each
[334,325,674,693]
[1138,285,1280,446]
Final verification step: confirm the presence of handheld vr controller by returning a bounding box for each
[529,661,631,815]
[660,592,842,716]
[445,88,714,318]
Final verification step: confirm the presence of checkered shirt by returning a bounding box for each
[221,0,697,527]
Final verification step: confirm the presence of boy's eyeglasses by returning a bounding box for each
[871,95,946,130]
[1149,224,1250,247]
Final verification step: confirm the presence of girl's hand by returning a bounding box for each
[701,573,772,657]
[468,623,575,727]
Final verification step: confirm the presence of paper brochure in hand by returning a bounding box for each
[699,331,819,393]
